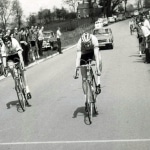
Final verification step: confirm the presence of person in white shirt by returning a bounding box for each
[56,27,62,54]
[143,16,150,30]
[38,26,44,57]
[141,20,150,63]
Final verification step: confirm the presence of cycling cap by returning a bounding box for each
[2,35,11,43]
[81,32,91,43]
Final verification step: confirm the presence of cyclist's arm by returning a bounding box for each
[76,39,82,69]
[1,45,7,68]
[13,38,24,68]
[92,35,102,75]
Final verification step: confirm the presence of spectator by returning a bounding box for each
[19,28,29,66]
[29,26,36,61]
[38,26,44,57]
[143,15,150,30]
[13,27,20,42]
[34,26,40,59]
[141,22,150,63]
[0,32,3,75]
[56,27,62,54]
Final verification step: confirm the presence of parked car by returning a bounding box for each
[103,18,109,26]
[42,31,58,50]
[108,17,115,23]
[93,27,114,49]
[95,20,104,29]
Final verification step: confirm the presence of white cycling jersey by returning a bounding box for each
[77,34,99,54]
[1,38,22,57]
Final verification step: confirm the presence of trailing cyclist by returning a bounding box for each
[1,35,32,99]
[74,32,102,105]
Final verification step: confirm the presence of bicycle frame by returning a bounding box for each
[77,59,98,124]
[4,61,27,111]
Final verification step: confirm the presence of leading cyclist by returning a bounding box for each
[1,35,32,99]
[74,32,102,100]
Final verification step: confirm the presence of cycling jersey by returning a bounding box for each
[77,34,99,54]
[1,38,22,57]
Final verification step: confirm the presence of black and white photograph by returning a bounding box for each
[0,0,150,149]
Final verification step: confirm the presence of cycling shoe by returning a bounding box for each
[96,84,101,94]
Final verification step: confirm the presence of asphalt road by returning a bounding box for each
[0,20,150,150]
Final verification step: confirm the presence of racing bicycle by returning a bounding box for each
[74,59,99,124]
[3,60,29,112]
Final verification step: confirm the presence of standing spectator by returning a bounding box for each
[141,21,150,63]
[19,28,29,66]
[38,26,44,57]
[34,26,40,59]
[29,26,36,61]
[56,27,62,54]
[0,32,3,75]
[143,15,150,30]
[13,27,20,42]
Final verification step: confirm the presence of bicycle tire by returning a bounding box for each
[15,68,26,111]
[86,81,93,124]
[90,69,98,115]
[16,82,26,111]
[18,69,30,107]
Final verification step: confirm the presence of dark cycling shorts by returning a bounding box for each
[80,51,95,65]
[138,36,143,43]
[6,53,20,63]
[30,41,36,47]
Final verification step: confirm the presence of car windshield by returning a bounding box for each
[93,29,109,35]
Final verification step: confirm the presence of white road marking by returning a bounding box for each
[1,139,150,145]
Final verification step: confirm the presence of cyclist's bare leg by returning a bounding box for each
[97,53,102,85]
[7,61,18,88]
[81,67,88,102]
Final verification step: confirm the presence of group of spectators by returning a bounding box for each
[129,14,150,63]
[0,25,45,67]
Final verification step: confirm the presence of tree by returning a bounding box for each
[28,14,36,26]
[143,0,150,8]
[38,9,43,25]
[126,4,134,12]
[63,0,76,12]
[0,0,15,31]
[42,9,51,24]
[122,0,128,14]
[99,0,123,17]
[12,0,23,29]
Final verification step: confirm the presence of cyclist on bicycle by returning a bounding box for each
[129,18,135,34]
[74,32,102,97]
[1,35,32,99]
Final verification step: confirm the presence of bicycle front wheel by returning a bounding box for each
[15,79,26,111]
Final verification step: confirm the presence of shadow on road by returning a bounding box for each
[6,100,28,113]
[72,106,98,125]
[6,100,19,109]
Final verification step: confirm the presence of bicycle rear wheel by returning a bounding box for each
[90,69,98,115]
[86,81,94,124]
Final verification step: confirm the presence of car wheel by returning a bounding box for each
[107,44,113,49]
[110,44,113,49]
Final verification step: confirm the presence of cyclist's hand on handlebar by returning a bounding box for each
[20,61,26,71]
[73,68,79,79]
[73,74,79,79]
